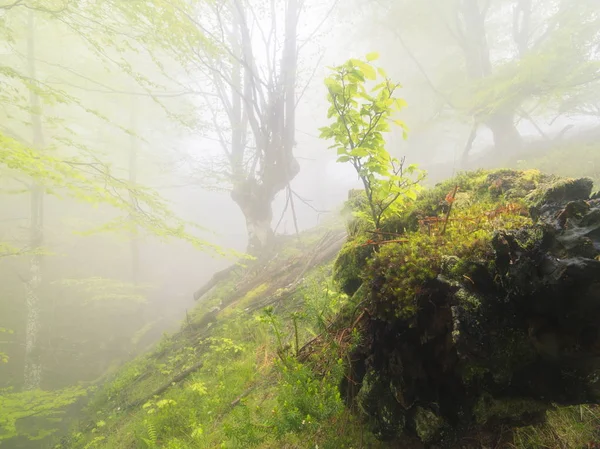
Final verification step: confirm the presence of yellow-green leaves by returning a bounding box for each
[0,387,87,441]
[319,54,425,228]
[354,59,377,80]
[366,52,380,62]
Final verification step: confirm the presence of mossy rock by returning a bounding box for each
[528,176,595,209]
[356,369,407,440]
[333,189,378,296]
[343,169,600,445]
[413,406,446,443]
[332,235,374,296]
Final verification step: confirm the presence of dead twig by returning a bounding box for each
[441,185,459,236]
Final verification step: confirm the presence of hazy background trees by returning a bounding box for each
[347,0,600,180]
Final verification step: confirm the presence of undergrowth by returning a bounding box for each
[57,263,382,449]
[56,170,600,449]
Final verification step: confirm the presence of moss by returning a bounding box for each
[334,169,544,307]
[242,282,269,302]
[473,394,548,425]
[514,141,600,191]
[461,362,489,383]
[364,197,530,321]
[489,330,537,384]
[332,234,375,296]
[454,288,481,310]
[426,169,545,204]
[414,406,446,443]
[528,176,595,208]
[356,369,406,440]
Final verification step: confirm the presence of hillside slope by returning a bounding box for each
[55,169,600,449]
[55,221,389,449]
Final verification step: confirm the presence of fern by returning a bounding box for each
[83,436,106,449]
[141,420,158,448]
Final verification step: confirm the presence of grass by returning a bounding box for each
[56,237,382,449]
[513,406,600,449]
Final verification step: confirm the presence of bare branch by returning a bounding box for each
[0,0,23,10]
[297,0,340,52]
[295,50,324,107]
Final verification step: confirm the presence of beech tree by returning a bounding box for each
[116,0,336,253]
[350,0,600,163]
[184,0,304,253]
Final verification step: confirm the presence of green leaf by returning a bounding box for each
[395,98,408,109]
[361,63,377,81]
[366,52,380,62]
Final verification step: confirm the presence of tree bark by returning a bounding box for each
[24,10,44,391]
[513,0,532,58]
[458,0,523,154]
[486,111,523,154]
[231,180,275,254]
[129,95,140,284]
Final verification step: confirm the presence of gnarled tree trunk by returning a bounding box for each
[231,180,276,253]
[218,0,301,254]
[486,111,523,154]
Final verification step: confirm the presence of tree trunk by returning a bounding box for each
[231,181,274,254]
[459,0,492,79]
[513,0,532,57]
[225,0,300,254]
[486,112,523,154]
[24,10,44,391]
[129,95,140,284]
[458,0,523,155]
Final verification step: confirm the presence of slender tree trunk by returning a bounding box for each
[513,0,532,58]
[24,10,44,391]
[460,120,479,168]
[129,96,139,284]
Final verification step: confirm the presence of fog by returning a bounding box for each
[0,0,599,446]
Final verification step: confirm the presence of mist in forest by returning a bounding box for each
[0,0,598,447]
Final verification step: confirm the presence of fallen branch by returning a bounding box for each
[229,385,256,408]
[193,265,239,301]
[365,230,404,237]
[360,238,408,247]
[124,360,204,410]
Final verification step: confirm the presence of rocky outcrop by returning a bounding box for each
[338,171,600,446]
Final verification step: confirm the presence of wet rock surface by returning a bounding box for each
[343,174,600,446]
